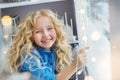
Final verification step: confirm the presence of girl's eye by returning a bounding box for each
[48,27,53,30]
[35,30,42,33]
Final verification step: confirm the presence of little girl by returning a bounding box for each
[8,9,88,80]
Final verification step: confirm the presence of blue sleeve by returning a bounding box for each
[20,55,57,80]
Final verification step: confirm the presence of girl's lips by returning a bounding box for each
[41,38,53,43]
[42,39,50,43]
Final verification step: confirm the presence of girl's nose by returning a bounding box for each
[43,30,49,37]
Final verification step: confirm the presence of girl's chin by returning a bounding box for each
[42,45,52,50]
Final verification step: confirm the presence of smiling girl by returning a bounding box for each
[8,9,88,80]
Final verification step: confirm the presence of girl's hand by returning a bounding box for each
[72,46,89,70]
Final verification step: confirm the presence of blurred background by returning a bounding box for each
[110,0,120,80]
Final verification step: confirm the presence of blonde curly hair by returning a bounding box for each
[8,9,73,72]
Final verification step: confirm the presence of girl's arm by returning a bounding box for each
[56,62,77,80]
[56,47,88,80]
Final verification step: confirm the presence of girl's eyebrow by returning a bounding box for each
[33,28,41,31]
[33,26,41,29]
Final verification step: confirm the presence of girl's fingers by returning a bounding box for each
[78,53,88,65]
[79,46,89,54]
[74,46,89,68]
[85,46,90,50]
[85,46,89,52]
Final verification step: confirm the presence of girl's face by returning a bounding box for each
[33,16,57,50]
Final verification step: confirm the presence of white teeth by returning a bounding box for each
[42,39,50,43]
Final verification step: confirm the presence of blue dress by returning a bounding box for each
[20,47,57,80]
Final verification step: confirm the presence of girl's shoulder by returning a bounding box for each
[21,48,41,62]
[20,49,42,72]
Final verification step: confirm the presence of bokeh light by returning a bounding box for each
[91,31,101,41]
[1,15,12,27]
